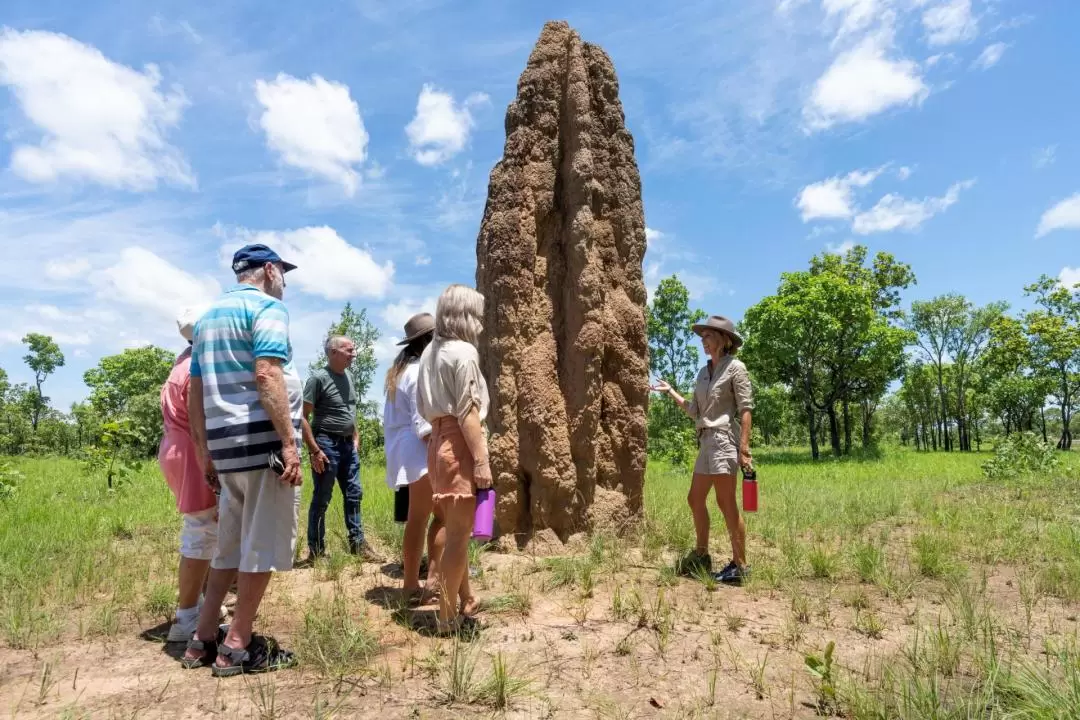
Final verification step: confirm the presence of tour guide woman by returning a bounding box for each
[651,315,754,584]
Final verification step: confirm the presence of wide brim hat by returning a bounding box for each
[691,315,743,349]
[397,312,436,345]
[177,305,208,342]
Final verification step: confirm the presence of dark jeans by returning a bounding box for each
[307,433,363,555]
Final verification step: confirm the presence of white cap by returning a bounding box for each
[177,306,206,342]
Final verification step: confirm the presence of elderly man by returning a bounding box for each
[181,243,305,677]
[303,335,381,562]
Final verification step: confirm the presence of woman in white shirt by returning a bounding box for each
[383,313,439,604]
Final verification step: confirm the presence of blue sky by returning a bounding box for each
[0,0,1077,411]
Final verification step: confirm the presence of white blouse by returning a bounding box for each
[383,361,432,489]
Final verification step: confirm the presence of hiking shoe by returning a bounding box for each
[716,564,750,585]
[676,550,712,577]
[350,541,384,563]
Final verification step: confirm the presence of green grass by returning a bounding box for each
[4,446,1080,718]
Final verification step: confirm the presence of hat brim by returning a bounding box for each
[692,324,744,348]
[280,261,298,273]
[396,327,435,346]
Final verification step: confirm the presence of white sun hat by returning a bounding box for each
[177,305,208,342]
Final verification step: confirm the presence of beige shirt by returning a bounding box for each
[416,338,490,426]
[686,356,754,432]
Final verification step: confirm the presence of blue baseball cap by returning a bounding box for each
[231,243,297,275]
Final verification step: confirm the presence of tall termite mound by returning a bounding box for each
[476,20,649,549]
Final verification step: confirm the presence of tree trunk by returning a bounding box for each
[842,399,852,455]
[807,402,819,460]
[827,405,842,457]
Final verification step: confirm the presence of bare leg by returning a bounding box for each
[218,571,271,665]
[178,557,211,610]
[435,496,475,627]
[687,472,714,554]
[403,476,434,595]
[426,507,445,588]
[713,474,746,566]
[182,567,234,662]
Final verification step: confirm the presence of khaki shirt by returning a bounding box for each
[416,339,490,426]
[687,356,754,433]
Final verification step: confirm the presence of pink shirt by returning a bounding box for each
[158,347,217,514]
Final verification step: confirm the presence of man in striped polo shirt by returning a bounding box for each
[181,243,305,677]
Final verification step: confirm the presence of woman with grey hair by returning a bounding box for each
[651,315,754,584]
[416,284,489,633]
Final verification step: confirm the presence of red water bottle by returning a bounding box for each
[742,466,758,512]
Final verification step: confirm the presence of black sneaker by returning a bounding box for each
[716,564,750,585]
[676,550,712,577]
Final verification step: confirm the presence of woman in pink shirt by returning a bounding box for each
[159,307,223,642]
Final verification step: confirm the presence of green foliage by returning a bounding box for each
[982,432,1058,480]
[82,419,148,490]
[805,640,838,714]
[646,275,705,461]
[1023,277,1080,449]
[0,460,21,502]
[21,333,64,432]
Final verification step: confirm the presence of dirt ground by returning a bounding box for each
[1,548,1074,719]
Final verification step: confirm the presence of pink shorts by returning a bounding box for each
[158,431,216,515]
[427,417,476,501]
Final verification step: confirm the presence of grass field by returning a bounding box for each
[2,447,1079,718]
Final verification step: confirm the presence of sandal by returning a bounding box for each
[434,614,482,638]
[180,626,226,669]
[405,586,439,607]
[211,635,297,678]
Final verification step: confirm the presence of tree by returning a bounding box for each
[645,275,706,463]
[22,333,64,433]
[909,296,965,451]
[946,300,1006,451]
[647,275,706,391]
[1023,276,1080,450]
[311,302,380,415]
[83,346,175,454]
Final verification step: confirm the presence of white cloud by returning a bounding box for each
[415,255,432,266]
[254,73,369,195]
[922,0,977,46]
[1033,145,1057,169]
[925,52,955,67]
[1036,193,1080,238]
[380,297,438,336]
[897,166,913,180]
[826,240,857,255]
[645,227,665,243]
[0,28,192,190]
[796,167,882,221]
[97,247,221,321]
[804,34,928,130]
[405,85,488,166]
[44,257,91,281]
[220,226,394,300]
[852,179,974,234]
[822,0,886,39]
[972,42,1006,70]
[1059,267,1080,291]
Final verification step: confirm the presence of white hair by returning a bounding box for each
[324,335,352,354]
[435,284,484,346]
[236,266,266,283]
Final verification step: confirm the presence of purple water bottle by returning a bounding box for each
[473,488,496,542]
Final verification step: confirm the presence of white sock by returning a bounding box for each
[176,605,199,625]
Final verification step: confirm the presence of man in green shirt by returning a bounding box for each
[303,335,380,562]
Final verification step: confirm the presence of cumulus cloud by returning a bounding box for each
[822,0,886,40]
[254,73,369,195]
[220,225,394,300]
[0,28,192,189]
[972,42,1006,70]
[380,297,438,336]
[852,179,975,234]
[804,33,928,131]
[922,0,977,47]
[1036,193,1080,238]
[97,247,221,321]
[826,240,857,255]
[1059,267,1080,291]
[405,85,488,166]
[796,167,883,221]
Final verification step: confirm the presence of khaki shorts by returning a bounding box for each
[180,507,218,561]
[213,468,300,573]
[693,427,740,476]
